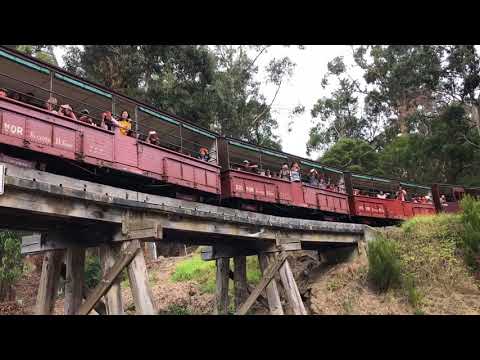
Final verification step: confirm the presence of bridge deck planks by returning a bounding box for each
[1,163,365,248]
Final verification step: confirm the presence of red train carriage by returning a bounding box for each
[0,46,221,199]
[0,46,476,225]
[218,138,350,219]
[345,173,436,224]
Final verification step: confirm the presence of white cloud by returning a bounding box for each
[252,45,359,160]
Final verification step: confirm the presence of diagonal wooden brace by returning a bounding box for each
[77,241,140,315]
[236,251,288,315]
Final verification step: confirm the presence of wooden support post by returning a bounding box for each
[279,258,307,315]
[35,250,65,315]
[237,252,288,315]
[100,244,124,315]
[78,241,140,315]
[233,256,248,311]
[258,253,284,315]
[123,240,156,315]
[64,247,85,315]
[215,257,230,314]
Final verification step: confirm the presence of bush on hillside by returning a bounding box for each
[460,195,480,271]
[397,214,465,287]
[0,231,23,301]
[367,236,401,292]
[84,254,102,288]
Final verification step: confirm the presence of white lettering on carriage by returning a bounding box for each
[3,122,24,136]
[29,131,50,144]
[55,137,73,149]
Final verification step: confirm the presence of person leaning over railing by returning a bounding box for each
[290,161,301,182]
[118,110,133,136]
[58,104,78,121]
[147,130,160,146]
[101,111,118,131]
[44,96,59,114]
[78,109,94,125]
[308,168,320,186]
[198,147,210,162]
[279,163,290,180]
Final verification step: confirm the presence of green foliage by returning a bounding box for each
[403,273,423,308]
[367,236,401,292]
[61,45,303,151]
[171,254,261,294]
[163,304,191,315]
[311,45,480,187]
[367,239,397,290]
[246,256,262,284]
[9,45,58,66]
[0,231,23,300]
[319,138,380,174]
[459,195,480,270]
[398,214,464,286]
[171,255,217,294]
[84,254,102,288]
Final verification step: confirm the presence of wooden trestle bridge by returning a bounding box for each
[0,162,370,315]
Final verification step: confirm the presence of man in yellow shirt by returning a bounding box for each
[118,110,132,136]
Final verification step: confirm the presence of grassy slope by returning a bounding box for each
[309,213,480,315]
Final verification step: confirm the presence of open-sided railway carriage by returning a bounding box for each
[218,137,350,220]
[0,45,478,226]
[0,47,221,202]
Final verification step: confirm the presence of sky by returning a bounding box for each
[52,46,366,160]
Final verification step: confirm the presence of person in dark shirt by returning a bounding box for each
[242,160,258,172]
[198,147,210,162]
[279,162,290,180]
[147,130,160,146]
[78,109,93,125]
[308,168,319,186]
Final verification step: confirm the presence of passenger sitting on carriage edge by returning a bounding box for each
[118,111,132,136]
[147,130,160,146]
[279,163,290,180]
[78,109,93,125]
[58,104,77,120]
[198,147,210,162]
[308,168,319,186]
[290,162,301,182]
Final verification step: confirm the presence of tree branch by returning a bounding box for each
[251,80,282,125]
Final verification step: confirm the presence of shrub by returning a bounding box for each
[84,254,102,288]
[403,273,423,308]
[367,236,401,292]
[460,195,480,271]
[0,231,23,301]
[163,304,190,315]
